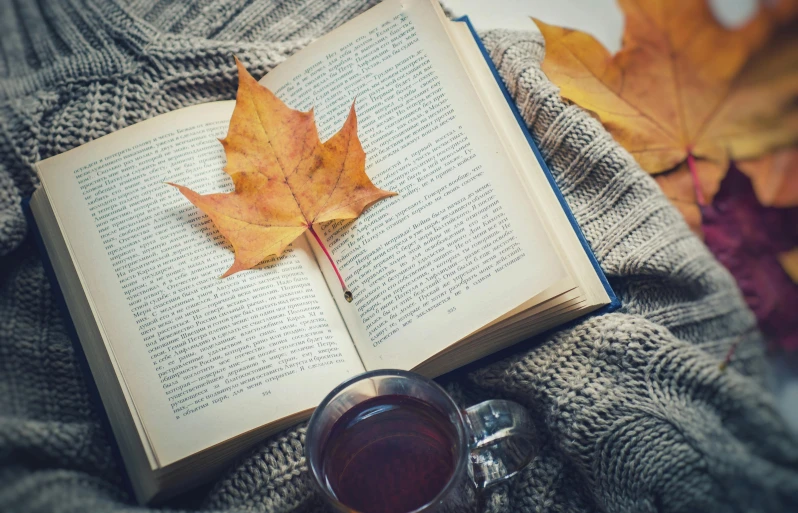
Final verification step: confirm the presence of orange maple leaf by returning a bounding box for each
[169,58,396,291]
[534,0,798,212]
[737,148,798,208]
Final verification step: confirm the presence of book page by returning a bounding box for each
[447,20,610,308]
[37,102,364,467]
[259,0,569,371]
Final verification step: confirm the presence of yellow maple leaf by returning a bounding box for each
[169,58,396,297]
[534,0,798,206]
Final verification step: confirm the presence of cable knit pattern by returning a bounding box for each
[1,1,797,512]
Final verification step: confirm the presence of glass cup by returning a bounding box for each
[306,369,537,513]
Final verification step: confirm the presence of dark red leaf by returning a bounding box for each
[702,165,798,352]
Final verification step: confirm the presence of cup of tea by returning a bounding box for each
[306,369,537,513]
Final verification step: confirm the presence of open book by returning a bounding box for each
[29,0,616,504]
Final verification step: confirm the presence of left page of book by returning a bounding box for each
[36,101,365,467]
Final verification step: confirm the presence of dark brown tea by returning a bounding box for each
[320,395,459,513]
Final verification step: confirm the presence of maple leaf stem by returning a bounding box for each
[308,225,353,303]
[686,149,706,206]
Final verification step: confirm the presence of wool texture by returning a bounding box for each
[1,1,797,512]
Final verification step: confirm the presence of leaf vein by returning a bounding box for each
[248,92,307,223]
[310,123,353,223]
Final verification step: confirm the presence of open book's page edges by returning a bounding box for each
[455,17,620,314]
[21,197,138,499]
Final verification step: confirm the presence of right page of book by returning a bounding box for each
[259,0,571,371]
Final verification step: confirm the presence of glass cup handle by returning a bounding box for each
[463,399,537,488]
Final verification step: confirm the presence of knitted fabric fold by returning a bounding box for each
[1,1,797,512]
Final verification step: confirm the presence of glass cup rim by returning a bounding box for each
[305,369,470,513]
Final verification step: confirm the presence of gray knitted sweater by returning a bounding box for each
[1,1,797,512]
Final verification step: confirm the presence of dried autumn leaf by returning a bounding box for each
[778,248,798,284]
[534,0,798,200]
[654,158,725,236]
[737,148,798,208]
[170,58,396,284]
[703,166,798,352]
